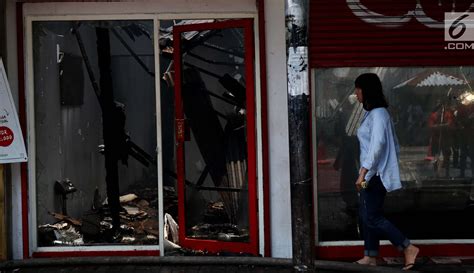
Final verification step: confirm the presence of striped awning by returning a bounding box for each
[393,71,467,89]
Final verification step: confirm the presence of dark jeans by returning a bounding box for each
[359,175,410,256]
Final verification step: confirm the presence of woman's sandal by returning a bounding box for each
[402,257,429,271]
[402,263,416,271]
[353,260,376,266]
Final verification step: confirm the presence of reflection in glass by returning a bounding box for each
[315,67,474,241]
[33,20,158,246]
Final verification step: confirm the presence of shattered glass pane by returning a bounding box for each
[159,20,251,248]
[180,27,249,242]
[159,20,179,253]
[33,20,159,247]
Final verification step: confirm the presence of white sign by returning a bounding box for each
[287,46,309,96]
[445,12,474,41]
[444,12,474,50]
[0,59,27,163]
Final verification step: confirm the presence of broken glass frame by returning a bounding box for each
[180,27,249,243]
[33,20,159,247]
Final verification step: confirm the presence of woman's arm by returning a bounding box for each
[356,110,388,190]
[361,112,388,171]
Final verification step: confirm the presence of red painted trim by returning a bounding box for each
[306,2,315,247]
[173,19,258,255]
[315,244,474,261]
[32,250,159,258]
[307,64,315,254]
[173,22,185,252]
[257,0,271,258]
[180,238,256,254]
[16,2,30,259]
[244,18,258,256]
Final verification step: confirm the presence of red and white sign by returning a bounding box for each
[0,59,27,163]
[0,126,14,147]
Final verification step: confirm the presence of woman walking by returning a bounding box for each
[353,73,419,270]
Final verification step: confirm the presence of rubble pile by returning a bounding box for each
[37,185,248,249]
[38,189,162,246]
[38,221,83,246]
[188,201,249,242]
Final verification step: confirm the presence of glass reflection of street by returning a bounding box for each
[315,67,474,242]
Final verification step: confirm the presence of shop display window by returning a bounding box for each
[160,19,257,254]
[32,18,257,253]
[33,20,158,247]
[314,67,474,242]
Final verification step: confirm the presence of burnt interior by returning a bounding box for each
[34,19,252,253]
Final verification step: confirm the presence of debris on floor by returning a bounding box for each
[164,213,179,244]
[38,190,161,246]
[38,222,84,246]
[187,201,248,242]
[189,222,248,242]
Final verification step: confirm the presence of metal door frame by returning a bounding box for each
[173,19,258,254]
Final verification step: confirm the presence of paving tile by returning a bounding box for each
[227,265,252,273]
[90,265,112,273]
[171,265,195,273]
[4,259,474,273]
[197,265,230,273]
[70,266,99,273]
[158,266,172,273]
[382,257,404,265]
[430,257,462,264]
[114,265,145,273]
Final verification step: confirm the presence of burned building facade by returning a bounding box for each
[0,0,473,262]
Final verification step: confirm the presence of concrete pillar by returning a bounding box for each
[285,0,314,272]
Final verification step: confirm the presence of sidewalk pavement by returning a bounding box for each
[1,256,474,273]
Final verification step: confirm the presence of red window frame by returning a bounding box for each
[173,19,258,254]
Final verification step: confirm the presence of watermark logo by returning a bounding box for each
[445,12,474,50]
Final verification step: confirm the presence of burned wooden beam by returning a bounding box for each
[96,27,125,234]
[182,68,227,187]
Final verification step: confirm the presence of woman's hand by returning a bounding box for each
[355,167,369,191]
[355,176,365,191]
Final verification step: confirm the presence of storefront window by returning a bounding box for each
[32,18,255,252]
[33,20,158,246]
[160,20,253,251]
[315,67,474,242]
[179,26,249,242]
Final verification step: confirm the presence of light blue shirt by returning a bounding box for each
[357,107,402,192]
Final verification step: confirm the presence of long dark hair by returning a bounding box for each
[355,73,389,111]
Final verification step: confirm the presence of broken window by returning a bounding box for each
[33,20,159,247]
[160,20,255,252]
